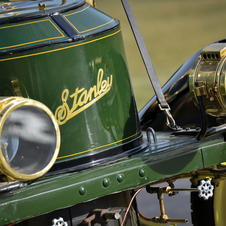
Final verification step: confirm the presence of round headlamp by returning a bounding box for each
[189,43,226,117]
[0,97,60,181]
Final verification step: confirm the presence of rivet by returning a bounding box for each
[139,169,145,177]
[210,96,214,101]
[79,187,86,196]
[117,174,124,183]
[38,3,46,10]
[103,178,110,187]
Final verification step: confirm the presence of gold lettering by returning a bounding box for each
[101,80,107,92]
[55,89,70,125]
[70,87,85,112]
[86,86,97,102]
[97,68,103,95]
[77,90,87,107]
[55,68,113,125]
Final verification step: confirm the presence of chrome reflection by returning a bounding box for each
[0,97,60,181]
[2,106,56,144]
[1,106,57,175]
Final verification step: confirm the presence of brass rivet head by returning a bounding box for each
[210,96,214,101]
[139,169,145,177]
[103,178,110,187]
[38,3,46,10]
[117,174,124,183]
[79,187,86,196]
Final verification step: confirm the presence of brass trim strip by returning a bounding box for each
[0,28,121,62]
[0,19,65,50]
[57,130,142,160]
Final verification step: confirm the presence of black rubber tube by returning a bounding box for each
[196,95,208,141]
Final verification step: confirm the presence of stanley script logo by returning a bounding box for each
[55,68,113,125]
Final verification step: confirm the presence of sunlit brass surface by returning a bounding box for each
[144,186,188,224]
[214,179,226,226]
[86,0,95,7]
[38,3,46,10]
[189,43,226,117]
[0,97,60,181]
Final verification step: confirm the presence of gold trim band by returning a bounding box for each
[57,130,141,160]
[0,29,121,62]
[0,19,65,50]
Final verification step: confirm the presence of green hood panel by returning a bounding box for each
[0,0,85,21]
[0,3,119,52]
[0,3,141,166]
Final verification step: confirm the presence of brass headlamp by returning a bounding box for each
[189,43,226,117]
[0,97,60,181]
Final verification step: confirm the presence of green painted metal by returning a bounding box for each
[0,19,67,51]
[0,0,85,20]
[0,132,225,225]
[0,3,118,51]
[0,3,141,163]
[1,1,226,225]
[201,136,226,168]
[62,4,117,36]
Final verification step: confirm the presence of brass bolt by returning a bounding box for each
[210,96,214,101]
[38,3,46,10]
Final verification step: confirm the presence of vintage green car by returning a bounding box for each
[0,0,226,225]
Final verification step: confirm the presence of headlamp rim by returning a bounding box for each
[0,97,60,181]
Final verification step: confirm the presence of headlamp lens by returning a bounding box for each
[0,100,60,180]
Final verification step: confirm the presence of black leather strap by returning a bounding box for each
[121,0,181,130]
[121,0,169,109]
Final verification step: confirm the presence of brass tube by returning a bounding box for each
[139,212,188,224]
[166,218,188,224]
[158,194,165,216]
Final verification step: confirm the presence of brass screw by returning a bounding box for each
[210,96,214,101]
[38,3,46,10]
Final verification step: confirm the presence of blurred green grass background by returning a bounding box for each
[96,0,226,111]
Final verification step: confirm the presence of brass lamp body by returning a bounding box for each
[189,43,226,117]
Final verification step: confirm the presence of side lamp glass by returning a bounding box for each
[0,97,60,181]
